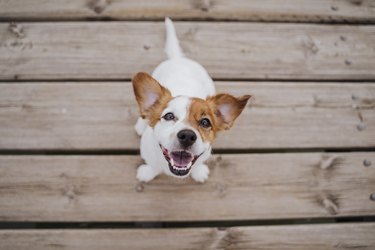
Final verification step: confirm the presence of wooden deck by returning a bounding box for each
[0,1,374,249]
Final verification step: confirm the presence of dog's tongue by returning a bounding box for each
[171,151,193,167]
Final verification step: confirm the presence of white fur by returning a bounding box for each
[134,117,147,136]
[136,18,215,183]
[191,164,210,183]
[164,17,183,59]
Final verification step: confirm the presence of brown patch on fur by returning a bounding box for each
[207,93,251,130]
[188,93,250,142]
[132,72,172,127]
[189,98,218,143]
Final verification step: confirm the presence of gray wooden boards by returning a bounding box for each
[0,0,374,22]
[0,82,373,150]
[1,22,375,80]
[0,223,374,250]
[0,153,373,222]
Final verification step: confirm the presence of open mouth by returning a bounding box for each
[160,145,200,177]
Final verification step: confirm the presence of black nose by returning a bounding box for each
[177,129,197,148]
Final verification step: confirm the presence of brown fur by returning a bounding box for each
[188,98,218,143]
[207,93,250,130]
[133,72,250,136]
[132,72,172,127]
[189,94,251,142]
[206,94,250,131]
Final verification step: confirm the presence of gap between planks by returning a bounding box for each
[0,0,374,23]
[0,147,375,156]
[0,217,374,230]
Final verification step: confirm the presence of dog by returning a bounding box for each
[132,18,251,183]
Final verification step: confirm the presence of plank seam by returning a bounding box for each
[1,19,375,25]
[2,79,375,83]
[0,147,374,155]
[0,216,374,230]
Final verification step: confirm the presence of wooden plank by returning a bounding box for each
[1,22,375,80]
[1,223,375,250]
[0,82,374,150]
[0,0,374,23]
[0,153,374,221]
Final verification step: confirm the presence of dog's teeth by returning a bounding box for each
[172,161,192,170]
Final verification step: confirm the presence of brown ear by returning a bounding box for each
[132,72,172,120]
[207,93,251,130]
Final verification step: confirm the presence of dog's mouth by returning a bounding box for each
[160,145,201,177]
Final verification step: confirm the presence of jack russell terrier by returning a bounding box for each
[132,18,251,183]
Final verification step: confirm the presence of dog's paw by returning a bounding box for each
[134,117,147,136]
[191,164,210,183]
[136,164,159,182]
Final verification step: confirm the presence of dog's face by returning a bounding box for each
[133,72,250,178]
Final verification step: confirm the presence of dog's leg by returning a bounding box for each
[134,117,148,136]
[136,164,161,182]
[191,164,210,183]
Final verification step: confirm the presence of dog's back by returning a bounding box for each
[151,18,215,99]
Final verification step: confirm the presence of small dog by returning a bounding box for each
[132,18,250,183]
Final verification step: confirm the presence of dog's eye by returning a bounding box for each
[163,112,175,121]
[199,118,211,128]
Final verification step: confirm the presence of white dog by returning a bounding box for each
[132,18,250,183]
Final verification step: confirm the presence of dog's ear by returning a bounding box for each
[207,93,251,131]
[132,72,172,120]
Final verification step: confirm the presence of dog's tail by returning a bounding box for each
[165,17,184,59]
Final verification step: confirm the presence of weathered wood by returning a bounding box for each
[1,22,375,80]
[0,0,374,23]
[1,222,375,250]
[1,223,375,250]
[0,82,374,150]
[0,153,374,221]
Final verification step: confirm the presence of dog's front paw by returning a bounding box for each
[136,164,159,182]
[191,164,210,183]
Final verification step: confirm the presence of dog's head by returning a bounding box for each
[133,72,250,178]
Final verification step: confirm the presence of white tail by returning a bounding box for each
[165,17,184,59]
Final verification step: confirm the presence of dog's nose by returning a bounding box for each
[177,129,197,148]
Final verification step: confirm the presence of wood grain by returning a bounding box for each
[0,82,374,150]
[0,0,374,23]
[0,223,375,250]
[1,223,375,250]
[1,22,375,80]
[0,153,374,221]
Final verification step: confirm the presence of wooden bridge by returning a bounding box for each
[0,1,374,249]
